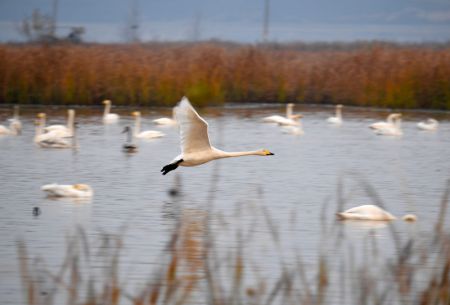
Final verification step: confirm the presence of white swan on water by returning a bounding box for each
[375,114,402,136]
[337,204,417,222]
[34,113,72,148]
[0,105,22,135]
[369,113,399,130]
[161,96,274,175]
[41,183,93,198]
[327,104,343,124]
[132,111,165,139]
[44,109,75,137]
[153,108,177,125]
[102,100,120,123]
[337,205,397,221]
[417,118,438,131]
[262,103,300,125]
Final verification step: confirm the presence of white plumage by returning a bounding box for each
[102,100,120,123]
[41,183,93,198]
[327,104,343,124]
[337,205,397,221]
[417,118,438,131]
[132,111,165,139]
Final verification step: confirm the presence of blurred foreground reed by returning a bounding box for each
[1,42,450,109]
[17,177,450,305]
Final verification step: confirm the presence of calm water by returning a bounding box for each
[0,104,449,304]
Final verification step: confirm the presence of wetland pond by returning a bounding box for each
[1,103,449,304]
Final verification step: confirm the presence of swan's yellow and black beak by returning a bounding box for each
[263,149,274,156]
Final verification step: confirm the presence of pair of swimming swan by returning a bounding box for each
[161,97,274,175]
[0,105,22,135]
[41,183,93,198]
[337,204,417,222]
[34,112,75,148]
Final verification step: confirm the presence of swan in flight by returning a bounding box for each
[122,126,138,153]
[375,114,402,136]
[153,108,177,125]
[337,205,396,221]
[41,183,93,198]
[417,118,438,131]
[327,104,343,124]
[161,97,274,175]
[44,109,75,137]
[369,113,399,130]
[102,100,120,123]
[132,111,165,139]
[0,105,22,135]
[34,113,72,148]
[262,103,300,124]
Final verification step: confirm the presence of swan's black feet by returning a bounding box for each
[161,159,183,175]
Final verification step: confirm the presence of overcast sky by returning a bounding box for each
[0,0,449,43]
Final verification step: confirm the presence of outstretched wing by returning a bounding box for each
[175,96,211,154]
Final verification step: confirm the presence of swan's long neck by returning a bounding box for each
[104,103,110,116]
[134,115,141,135]
[216,149,262,159]
[67,110,75,134]
[386,114,395,124]
[336,107,342,119]
[286,104,293,118]
[13,106,19,119]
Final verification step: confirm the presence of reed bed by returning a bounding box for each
[1,42,450,109]
[17,177,450,305]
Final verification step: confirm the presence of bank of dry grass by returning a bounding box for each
[1,42,450,108]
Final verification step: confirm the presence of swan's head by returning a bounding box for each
[402,214,417,222]
[260,149,274,156]
[103,100,111,105]
[68,109,75,115]
[427,118,438,124]
[37,113,46,118]
[73,184,91,191]
[132,111,141,117]
[336,104,343,109]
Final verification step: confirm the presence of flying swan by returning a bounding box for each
[102,100,120,123]
[327,104,343,124]
[132,111,165,139]
[161,96,274,175]
[41,183,93,198]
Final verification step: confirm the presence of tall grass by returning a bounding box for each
[1,42,450,108]
[17,178,450,305]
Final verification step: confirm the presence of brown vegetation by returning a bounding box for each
[1,42,450,109]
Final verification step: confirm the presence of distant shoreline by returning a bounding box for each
[1,42,449,109]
